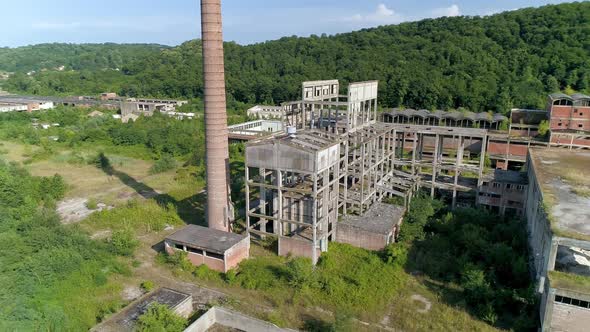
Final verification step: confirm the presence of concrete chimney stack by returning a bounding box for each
[201,0,231,232]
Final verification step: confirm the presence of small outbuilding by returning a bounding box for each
[165,225,250,273]
[91,288,192,332]
[336,203,406,251]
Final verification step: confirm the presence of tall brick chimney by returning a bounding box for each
[201,0,232,232]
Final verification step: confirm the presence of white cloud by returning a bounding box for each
[32,17,194,33]
[32,22,82,30]
[432,4,461,18]
[342,3,403,24]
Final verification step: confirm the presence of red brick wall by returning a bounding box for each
[336,223,390,251]
[278,236,320,259]
[225,237,250,271]
[551,134,590,147]
[550,105,590,130]
[164,241,227,273]
[487,142,528,157]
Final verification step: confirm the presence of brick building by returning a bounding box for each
[165,225,250,273]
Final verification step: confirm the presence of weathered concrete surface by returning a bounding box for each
[185,307,296,332]
[551,302,590,332]
[550,178,590,236]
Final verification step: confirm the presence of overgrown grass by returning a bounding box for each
[84,199,183,234]
[161,242,406,325]
[549,271,590,295]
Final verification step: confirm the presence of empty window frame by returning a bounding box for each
[174,243,184,250]
[205,251,225,260]
[555,295,590,309]
[187,246,203,255]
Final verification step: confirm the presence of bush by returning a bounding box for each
[136,303,187,332]
[110,228,139,256]
[225,269,238,285]
[86,198,98,210]
[286,257,314,289]
[166,251,195,272]
[194,264,222,282]
[538,120,550,137]
[149,155,177,174]
[141,280,155,292]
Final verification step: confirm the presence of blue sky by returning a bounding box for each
[2,0,573,47]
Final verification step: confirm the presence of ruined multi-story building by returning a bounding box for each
[548,93,590,149]
[383,93,590,171]
[525,148,590,332]
[244,80,506,262]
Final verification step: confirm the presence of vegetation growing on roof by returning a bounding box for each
[549,271,590,296]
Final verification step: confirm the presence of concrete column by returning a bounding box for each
[431,134,439,198]
[259,168,267,233]
[452,136,462,209]
[312,173,318,265]
[245,165,250,232]
[276,170,283,236]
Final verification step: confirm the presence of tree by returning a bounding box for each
[110,228,139,256]
[136,303,187,332]
[538,120,550,137]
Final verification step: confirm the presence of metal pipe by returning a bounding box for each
[201,0,231,232]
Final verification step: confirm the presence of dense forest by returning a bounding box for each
[0,43,166,72]
[2,2,589,113]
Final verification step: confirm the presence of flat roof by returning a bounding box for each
[248,129,339,152]
[482,170,528,185]
[340,203,406,234]
[530,149,590,239]
[165,225,247,255]
[92,288,191,331]
[387,123,488,137]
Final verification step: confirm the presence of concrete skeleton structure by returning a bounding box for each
[244,80,498,262]
[383,94,590,171]
[524,149,590,331]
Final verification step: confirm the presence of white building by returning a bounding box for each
[246,105,284,119]
[0,103,27,113]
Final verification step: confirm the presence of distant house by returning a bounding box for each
[88,110,104,118]
[122,113,140,123]
[100,92,118,101]
[246,105,284,119]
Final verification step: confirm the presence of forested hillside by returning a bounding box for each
[0,43,166,72]
[3,2,589,113]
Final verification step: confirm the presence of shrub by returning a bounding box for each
[166,251,194,272]
[141,280,155,292]
[538,120,550,137]
[286,257,314,288]
[110,228,139,256]
[136,303,187,332]
[86,198,98,210]
[149,155,177,174]
[225,269,238,285]
[194,264,222,282]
